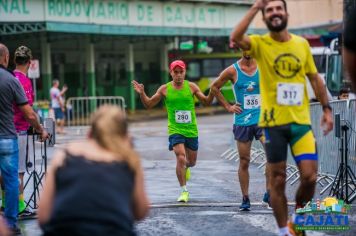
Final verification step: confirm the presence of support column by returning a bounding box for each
[160,43,169,84]
[126,43,135,111]
[59,64,65,86]
[85,36,96,97]
[41,35,52,100]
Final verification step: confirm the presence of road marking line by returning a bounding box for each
[150,202,296,208]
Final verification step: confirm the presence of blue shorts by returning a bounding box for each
[233,124,263,142]
[168,134,198,151]
[53,108,64,120]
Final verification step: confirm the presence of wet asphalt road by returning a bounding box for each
[19,114,355,235]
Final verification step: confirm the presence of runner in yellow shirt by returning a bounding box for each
[230,1,333,236]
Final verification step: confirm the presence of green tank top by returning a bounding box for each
[165,80,198,137]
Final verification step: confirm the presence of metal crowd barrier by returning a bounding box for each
[220,135,239,161]
[220,134,266,165]
[66,96,126,126]
[345,99,356,201]
[251,140,266,164]
[346,99,356,176]
[287,100,351,192]
[220,99,356,196]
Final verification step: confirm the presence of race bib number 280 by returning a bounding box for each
[277,83,304,106]
[175,110,192,123]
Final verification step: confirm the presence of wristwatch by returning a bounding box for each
[322,104,332,112]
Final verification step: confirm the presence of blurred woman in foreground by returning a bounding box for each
[38,105,149,236]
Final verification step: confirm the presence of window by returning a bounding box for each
[202,59,223,77]
[117,63,127,86]
[96,53,125,86]
[186,61,201,80]
[326,54,343,94]
[313,55,327,74]
[224,58,237,68]
[148,63,160,83]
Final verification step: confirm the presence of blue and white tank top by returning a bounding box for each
[232,61,260,126]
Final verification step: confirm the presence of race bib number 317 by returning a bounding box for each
[277,83,304,106]
[175,110,192,123]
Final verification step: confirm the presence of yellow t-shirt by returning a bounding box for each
[249,33,317,127]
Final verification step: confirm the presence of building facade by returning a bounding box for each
[0,0,252,110]
[252,0,342,30]
[0,0,343,110]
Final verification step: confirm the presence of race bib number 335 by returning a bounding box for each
[277,83,304,106]
[244,94,260,109]
[175,110,192,123]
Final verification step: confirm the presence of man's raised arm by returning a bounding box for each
[132,80,164,109]
[230,0,268,50]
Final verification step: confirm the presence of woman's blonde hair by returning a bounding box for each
[90,105,139,173]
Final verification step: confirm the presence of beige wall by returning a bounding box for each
[252,0,343,29]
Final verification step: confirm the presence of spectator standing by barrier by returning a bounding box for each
[338,87,350,100]
[132,60,213,203]
[211,50,270,210]
[38,105,149,236]
[0,43,48,235]
[230,0,333,235]
[50,80,67,134]
[11,46,37,219]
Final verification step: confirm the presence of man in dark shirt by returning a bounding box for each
[0,43,48,234]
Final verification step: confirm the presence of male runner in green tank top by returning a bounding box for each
[132,60,214,203]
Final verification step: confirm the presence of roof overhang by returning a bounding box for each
[0,20,342,37]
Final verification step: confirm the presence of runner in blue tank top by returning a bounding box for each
[232,56,260,126]
[211,50,270,211]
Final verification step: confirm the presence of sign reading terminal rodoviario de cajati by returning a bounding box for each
[0,0,249,29]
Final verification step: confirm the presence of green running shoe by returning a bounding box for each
[177,191,189,203]
[185,167,191,181]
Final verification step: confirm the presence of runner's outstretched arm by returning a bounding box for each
[189,82,213,106]
[59,85,68,96]
[230,0,268,50]
[307,73,333,135]
[132,80,164,109]
[211,67,242,114]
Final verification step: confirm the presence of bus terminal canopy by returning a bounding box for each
[0,0,251,36]
[0,0,341,37]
